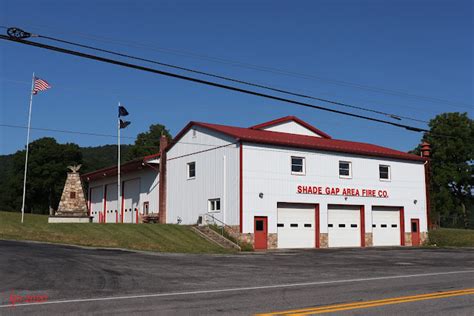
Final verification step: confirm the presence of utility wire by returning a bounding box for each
[0,34,432,134]
[3,24,470,110]
[1,123,136,139]
[34,32,427,123]
[1,123,240,147]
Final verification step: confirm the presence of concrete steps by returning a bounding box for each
[193,226,241,251]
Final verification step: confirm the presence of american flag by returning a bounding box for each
[32,77,51,95]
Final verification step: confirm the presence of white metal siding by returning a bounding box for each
[166,126,240,225]
[259,121,322,137]
[242,143,427,236]
[372,206,400,246]
[87,168,158,223]
[328,205,360,247]
[277,203,315,248]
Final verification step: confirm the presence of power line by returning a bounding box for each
[31,31,427,124]
[1,123,136,139]
[0,33,432,135]
[0,123,240,147]
[3,24,471,110]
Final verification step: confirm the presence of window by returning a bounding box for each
[379,165,391,181]
[187,162,196,179]
[291,156,305,174]
[143,202,149,215]
[277,223,284,227]
[69,192,76,199]
[304,224,312,228]
[339,161,352,178]
[290,223,298,227]
[208,198,221,212]
[256,220,264,231]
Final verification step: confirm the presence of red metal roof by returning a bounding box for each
[250,115,332,139]
[182,119,424,162]
[82,154,160,181]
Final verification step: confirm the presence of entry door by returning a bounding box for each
[254,217,268,250]
[411,219,420,246]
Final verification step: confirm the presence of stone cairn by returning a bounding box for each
[56,165,88,217]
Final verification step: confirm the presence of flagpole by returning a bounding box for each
[20,73,35,224]
[117,102,121,223]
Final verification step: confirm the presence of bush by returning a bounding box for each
[428,228,474,247]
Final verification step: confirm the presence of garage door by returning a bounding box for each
[372,207,400,246]
[106,183,118,223]
[277,203,315,248]
[123,178,140,223]
[328,205,361,247]
[90,186,104,223]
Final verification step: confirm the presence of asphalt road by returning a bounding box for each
[0,240,473,315]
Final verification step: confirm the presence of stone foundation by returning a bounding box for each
[404,233,412,246]
[319,233,328,248]
[420,232,428,245]
[365,233,373,247]
[268,233,278,249]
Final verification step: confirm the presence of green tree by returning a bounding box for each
[3,137,83,214]
[414,113,473,228]
[126,123,172,160]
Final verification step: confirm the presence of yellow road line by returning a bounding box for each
[258,288,474,315]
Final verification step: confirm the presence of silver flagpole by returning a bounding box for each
[20,73,35,224]
[117,102,121,223]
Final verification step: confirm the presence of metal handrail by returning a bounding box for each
[201,213,239,237]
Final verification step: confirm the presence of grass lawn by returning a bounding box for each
[428,228,474,247]
[0,211,230,254]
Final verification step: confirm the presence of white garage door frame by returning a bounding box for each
[372,206,405,246]
[327,204,365,248]
[276,203,320,249]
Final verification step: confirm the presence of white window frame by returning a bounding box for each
[379,164,391,181]
[291,156,306,175]
[208,198,221,213]
[339,161,352,179]
[187,162,196,179]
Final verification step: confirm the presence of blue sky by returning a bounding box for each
[0,0,472,155]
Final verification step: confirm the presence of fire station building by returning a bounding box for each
[83,116,430,249]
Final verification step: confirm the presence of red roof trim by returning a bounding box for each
[82,153,160,181]
[250,116,332,139]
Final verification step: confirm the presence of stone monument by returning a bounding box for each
[48,165,92,223]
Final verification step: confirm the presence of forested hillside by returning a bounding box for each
[0,123,170,214]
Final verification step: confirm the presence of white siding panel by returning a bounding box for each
[242,143,427,235]
[167,126,240,225]
[259,121,322,137]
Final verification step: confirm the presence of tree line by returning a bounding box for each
[0,124,171,214]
